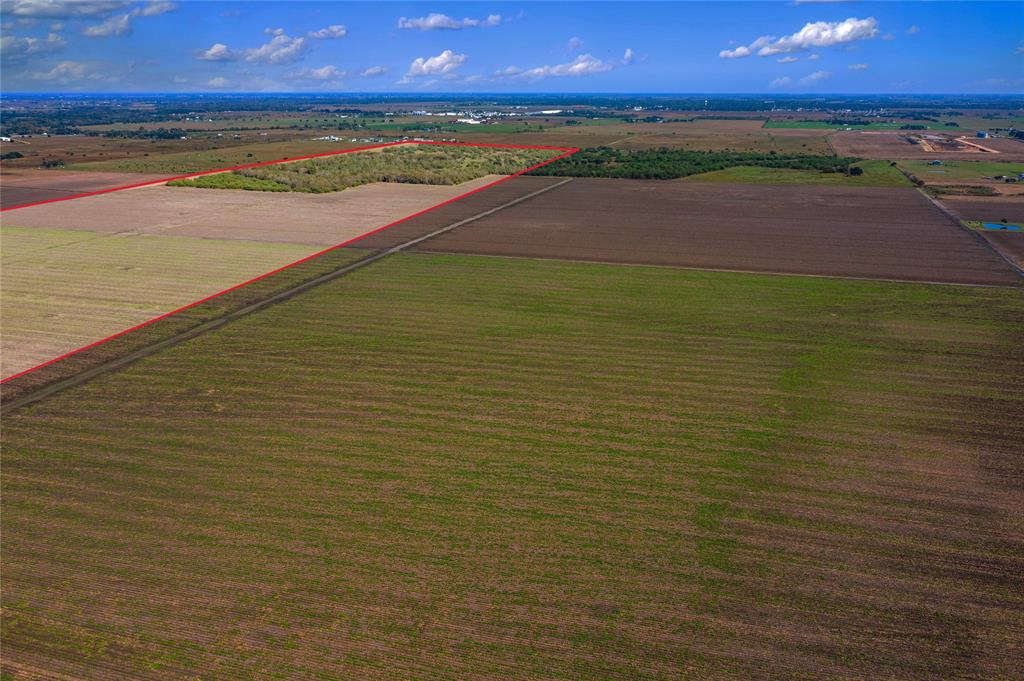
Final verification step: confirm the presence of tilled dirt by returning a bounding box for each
[418,178,1022,286]
[0,169,169,209]
[941,197,1024,224]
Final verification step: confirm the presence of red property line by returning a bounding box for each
[1,140,579,383]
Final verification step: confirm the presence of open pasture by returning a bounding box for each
[421,179,1021,286]
[2,253,1022,679]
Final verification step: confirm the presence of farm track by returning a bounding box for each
[0,178,573,414]
[3,254,1022,679]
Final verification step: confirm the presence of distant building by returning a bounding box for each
[977,131,990,138]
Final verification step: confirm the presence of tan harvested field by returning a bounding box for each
[419,178,1022,286]
[0,226,315,377]
[0,169,168,208]
[941,197,1024,224]
[4,175,504,246]
[832,131,1024,161]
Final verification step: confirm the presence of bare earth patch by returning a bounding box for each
[0,169,168,208]
[4,176,505,246]
[419,178,1021,286]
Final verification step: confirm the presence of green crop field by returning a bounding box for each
[898,159,1024,180]
[681,160,912,187]
[3,253,1022,679]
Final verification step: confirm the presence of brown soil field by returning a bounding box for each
[981,232,1024,268]
[419,178,1022,286]
[832,131,1024,161]
[0,169,168,208]
[941,197,1024,224]
[4,176,504,246]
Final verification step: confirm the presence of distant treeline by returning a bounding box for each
[529,148,859,180]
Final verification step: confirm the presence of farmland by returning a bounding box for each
[0,169,169,209]
[168,144,559,193]
[3,253,1022,679]
[680,161,910,187]
[419,178,1021,286]
[0,226,316,377]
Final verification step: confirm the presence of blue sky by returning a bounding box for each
[2,1,1021,93]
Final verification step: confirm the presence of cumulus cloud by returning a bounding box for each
[30,59,89,81]
[720,16,879,58]
[245,31,307,64]
[196,42,238,61]
[0,31,65,60]
[397,13,500,31]
[777,56,799,63]
[360,65,388,77]
[622,47,634,64]
[808,53,820,60]
[286,64,346,81]
[404,49,467,79]
[769,76,793,88]
[848,62,869,70]
[206,76,229,88]
[3,0,131,20]
[497,53,615,81]
[799,69,831,85]
[567,36,583,51]
[906,25,919,35]
[308,24,347,39]
[1016,43,1024,55]
[82,1,176,37]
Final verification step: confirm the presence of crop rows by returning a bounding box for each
[3,253,1022,679]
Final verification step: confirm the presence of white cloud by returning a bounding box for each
[848,62,869,70]
[196,42,238,61]
[881,33,895,41]
[308,24,347,39]
[3,0,131,20]
[799,69,831,85]
[245,32,308,64]
[1016,43,1024,55]
[82,12,131,36]
[404,49,467,78]
[719,45,751,59]
[82,1,176,37]
[720,16,879,58]
[499,53,615,81]
[137,1,175,17]
[397,13,501,31]
[0,31,65,60]
[769,76,793,88]
[777,56,799,63]
[360,65,388,77]
[568,36,583,51]
[622,47,634,64]
[286,65,346,81]
[30,59,87,81]
[808,53,820,60]
[206,76,229,88]
[906,25,920,35]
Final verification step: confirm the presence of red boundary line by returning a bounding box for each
[1,140,578,383]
